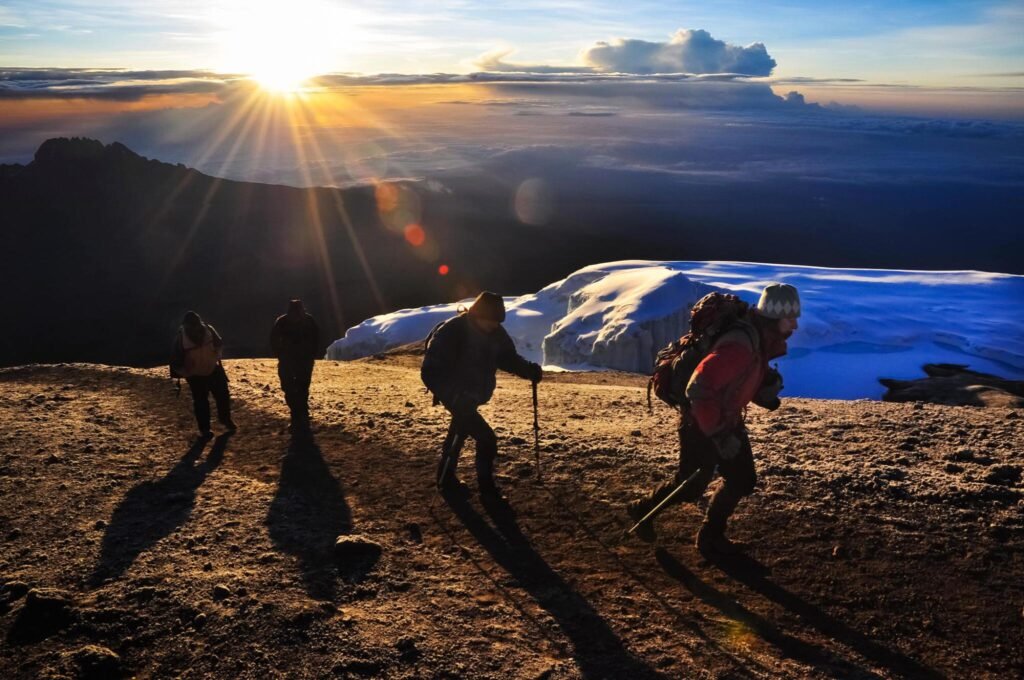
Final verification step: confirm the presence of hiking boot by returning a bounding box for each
[199,429,214,440]
[626,500,657,543]
[220,418,238,432]
[695,525,743,556]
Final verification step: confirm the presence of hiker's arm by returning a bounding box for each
[685,341,756,436]
[269,319,282,357]
[170,332,184,377]
[208,325,224,358]
[496,329,541,382]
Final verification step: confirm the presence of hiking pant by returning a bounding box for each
[278,359,314,424]
[186,363,231,432]
[640,418,756,535]
[439,407,498,484]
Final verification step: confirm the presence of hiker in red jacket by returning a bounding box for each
[628,283,801,554]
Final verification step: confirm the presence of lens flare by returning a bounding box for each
[513,177,554,225]
[438,264,450,276]
[404,223,425,247]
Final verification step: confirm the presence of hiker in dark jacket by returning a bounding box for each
[422,291,542,501]
[270,299,320,431]
[627,283,800,554]
[171,311,236,438]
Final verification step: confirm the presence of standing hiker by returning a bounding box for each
[627,283,801,554]
[270,299,320,432]
[171,311,236,438]
[421,292,543,501]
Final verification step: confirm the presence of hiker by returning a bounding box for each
[170,311,236,438]
[627,283,801,554]
[270,299,320,431]
[421,292,543,501]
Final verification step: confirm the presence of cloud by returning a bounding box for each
[0,68,242,100]
[581,29,776,76]
[473,50,594,74]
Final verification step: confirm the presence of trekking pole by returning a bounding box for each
[532,381,541,483]
[623,467,704,539]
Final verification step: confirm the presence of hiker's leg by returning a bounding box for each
[297,360,314,420]
[704,429,756,536]
[456,410,497,488]
[187,376,211,432]
[437,415,467,485]
[639,420,716,510]
[278,362,299,420]
[210,364,232,424]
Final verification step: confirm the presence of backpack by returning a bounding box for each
[647,292,757,412]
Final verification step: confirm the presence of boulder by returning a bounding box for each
[334,535,383,564]
[880,364,1024,407]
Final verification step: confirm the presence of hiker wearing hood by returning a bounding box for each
[422,291,543,501]
[170,311,236,438]
[270,299,320,431]
[628,283,801,554]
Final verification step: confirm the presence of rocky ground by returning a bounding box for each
[1,356,1022,679]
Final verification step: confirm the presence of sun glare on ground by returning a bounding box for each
[216,0,346,94]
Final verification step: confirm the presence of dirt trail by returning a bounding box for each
[1,359,1022,679]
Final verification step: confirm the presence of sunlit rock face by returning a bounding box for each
[541,267,717,372]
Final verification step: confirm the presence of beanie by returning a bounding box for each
[468,291,506,323]
[756,283,801,319]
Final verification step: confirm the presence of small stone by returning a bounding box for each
[212,584,231,600]
[334,535,383,563]
[396,635,421,662]
[1,581,30,600]
[944,463,964,474]
[193,612,207,627]
[832,545,847,559]
[6,528,22,541]
[69,645,121,680]
[45,453,62,464]
[94,520,106,530]
[202,562,213,572]
[508,436,527,446]
[630,429,642,437]
[364,419,375,429]
[404,401,414,408]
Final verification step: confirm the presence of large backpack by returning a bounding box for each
[647,292,757,412]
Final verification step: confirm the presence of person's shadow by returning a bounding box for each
[266,433,354,600]
[656,548,943,679]
[442,494,664,679]
[90,434,229,585]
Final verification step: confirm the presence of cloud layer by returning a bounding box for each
[581,29,776,76]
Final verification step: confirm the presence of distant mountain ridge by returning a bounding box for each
[0,138,636,366]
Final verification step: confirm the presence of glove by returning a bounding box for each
[711,431,742,461]
[752,367,783,411]
[528,362,543,384]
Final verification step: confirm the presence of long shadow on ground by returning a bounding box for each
[657,548,942,679]
[90,434,229,584]
[266,433,353,600]
[441,493,664,680]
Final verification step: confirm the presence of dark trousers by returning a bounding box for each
[439,408,498,484]
[186,363,231,432]
[278,359,314,424]
[641,419,756,534]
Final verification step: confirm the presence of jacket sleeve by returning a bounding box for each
[421,319,461,404]
[495,328,534,379]
[685,339,757,436]
[270,318,282,357]
[207,325,224,358]
[170,331,184,376]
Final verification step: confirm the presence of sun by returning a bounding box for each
[216,0,343,93]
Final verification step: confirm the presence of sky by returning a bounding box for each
[0,1,1021,278]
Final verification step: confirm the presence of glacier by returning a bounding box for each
[326,260,1024,399]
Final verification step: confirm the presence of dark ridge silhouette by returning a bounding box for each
[0,137,644,367]
[266,434,355,600]
[91,433,229,585]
